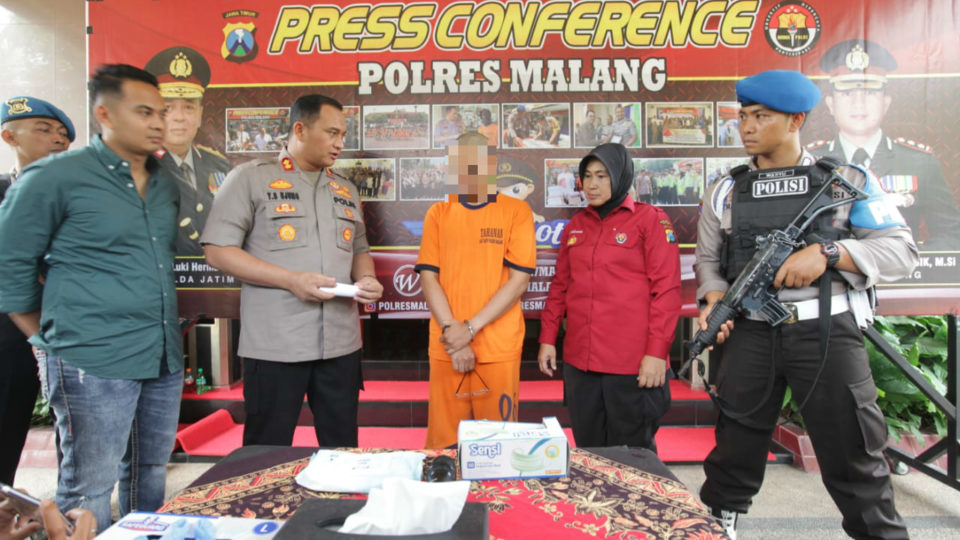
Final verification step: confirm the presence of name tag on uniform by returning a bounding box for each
[752,169,809,198]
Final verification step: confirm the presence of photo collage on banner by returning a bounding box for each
[87,0,960,317]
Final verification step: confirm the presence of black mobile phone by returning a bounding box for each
[0,483,75,536]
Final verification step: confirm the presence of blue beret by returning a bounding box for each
[2,96,76,142]
[736,70,822,114]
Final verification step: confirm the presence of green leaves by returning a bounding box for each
[31,391,53,426]
[782,315,950,442]
[866,315,950,441]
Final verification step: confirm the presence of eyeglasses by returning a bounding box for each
[455,371,490,398]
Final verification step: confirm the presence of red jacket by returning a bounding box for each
[539,195,682,375]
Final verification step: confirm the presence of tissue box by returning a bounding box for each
[457,417,568,480]
[274,499,488,539]
[96,512,284,539]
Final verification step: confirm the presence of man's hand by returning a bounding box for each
[637,355,666,388]
[537,344,557,377]
[0,496,41,540]
[698,290,735,346]
[354,275,383,305]
[40,500,97,540]
[774,243,827,288]
[450,345,476,373]
[287,272,336,303]
[441,320,473,354]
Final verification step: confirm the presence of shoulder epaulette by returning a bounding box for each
[327,167,347,181]
[196,144,228,160]
[805,140,828,150]
[893,137,933,154]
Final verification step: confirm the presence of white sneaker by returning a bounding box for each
[708,506,738,539]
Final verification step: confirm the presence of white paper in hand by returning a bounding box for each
[317,282,359,297]
[339,477,470,535]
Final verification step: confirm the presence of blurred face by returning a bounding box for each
[96,79,167,157]
[585,110,595,124]
[292,104,345,171]
[738,104,799,157]
[447,140,497,204]
[582,158,612,207]
[1,117,70,167]
[615,106,625,121]
[163,98,202,154]
[825,88,890,139]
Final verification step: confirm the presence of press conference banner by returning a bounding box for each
[88,0,960,318]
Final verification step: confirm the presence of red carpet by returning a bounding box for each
[182,379,709,402]
[175,412,761,463]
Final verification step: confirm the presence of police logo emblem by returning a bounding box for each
[269,179,293,189]
[664,228,677,244]
[278,224,296,241]
[169,51,192,79]
[567,236,579,246]
[221,10,258,64]
[345,208,355,219]
[275,203,297,214]
[763,1,821,57]
[845,43,870,71]
[343,228,353,242]
[5,98,31,116]
[615,232,628,244]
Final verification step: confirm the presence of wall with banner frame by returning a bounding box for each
[87,0,960,319]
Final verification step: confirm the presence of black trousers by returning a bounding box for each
[699,313,908,540]
[242,350,363,447]
[563,363,670,451]
[0,327,40,485]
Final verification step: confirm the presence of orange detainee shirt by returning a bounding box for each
[416,193,536,363]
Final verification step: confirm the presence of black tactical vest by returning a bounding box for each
[720,158,846,282]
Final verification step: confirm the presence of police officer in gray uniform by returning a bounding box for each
[809,39,960,250]
[202,94,383,447]
[695,70,917,539]
[145,46,231,256]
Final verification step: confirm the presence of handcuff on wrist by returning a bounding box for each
[464,320,475,342]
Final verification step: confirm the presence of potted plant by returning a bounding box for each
[776,315,950,472]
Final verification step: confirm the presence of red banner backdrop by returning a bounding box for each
[88,0,960,318]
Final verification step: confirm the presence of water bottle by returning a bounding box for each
[183,367,196,393]
[196,368,209,395]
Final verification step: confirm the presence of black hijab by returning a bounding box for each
[578,142,633,219]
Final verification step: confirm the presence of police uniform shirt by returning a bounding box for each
[157,145,229,256]
[200,149,368,362]
[694,150,918,303]
[834,132,882,168]
[809,133,960,248]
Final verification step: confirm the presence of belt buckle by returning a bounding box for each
[784,303,799,324]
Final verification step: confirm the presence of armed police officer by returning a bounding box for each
[809,39,960,250]
[695,70,917,539]
[145,47,230,256]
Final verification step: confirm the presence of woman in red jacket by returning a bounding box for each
[538,143,682,449]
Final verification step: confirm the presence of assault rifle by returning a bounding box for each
[678,162,868,379]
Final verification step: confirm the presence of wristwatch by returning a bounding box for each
[820,241,841,268]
